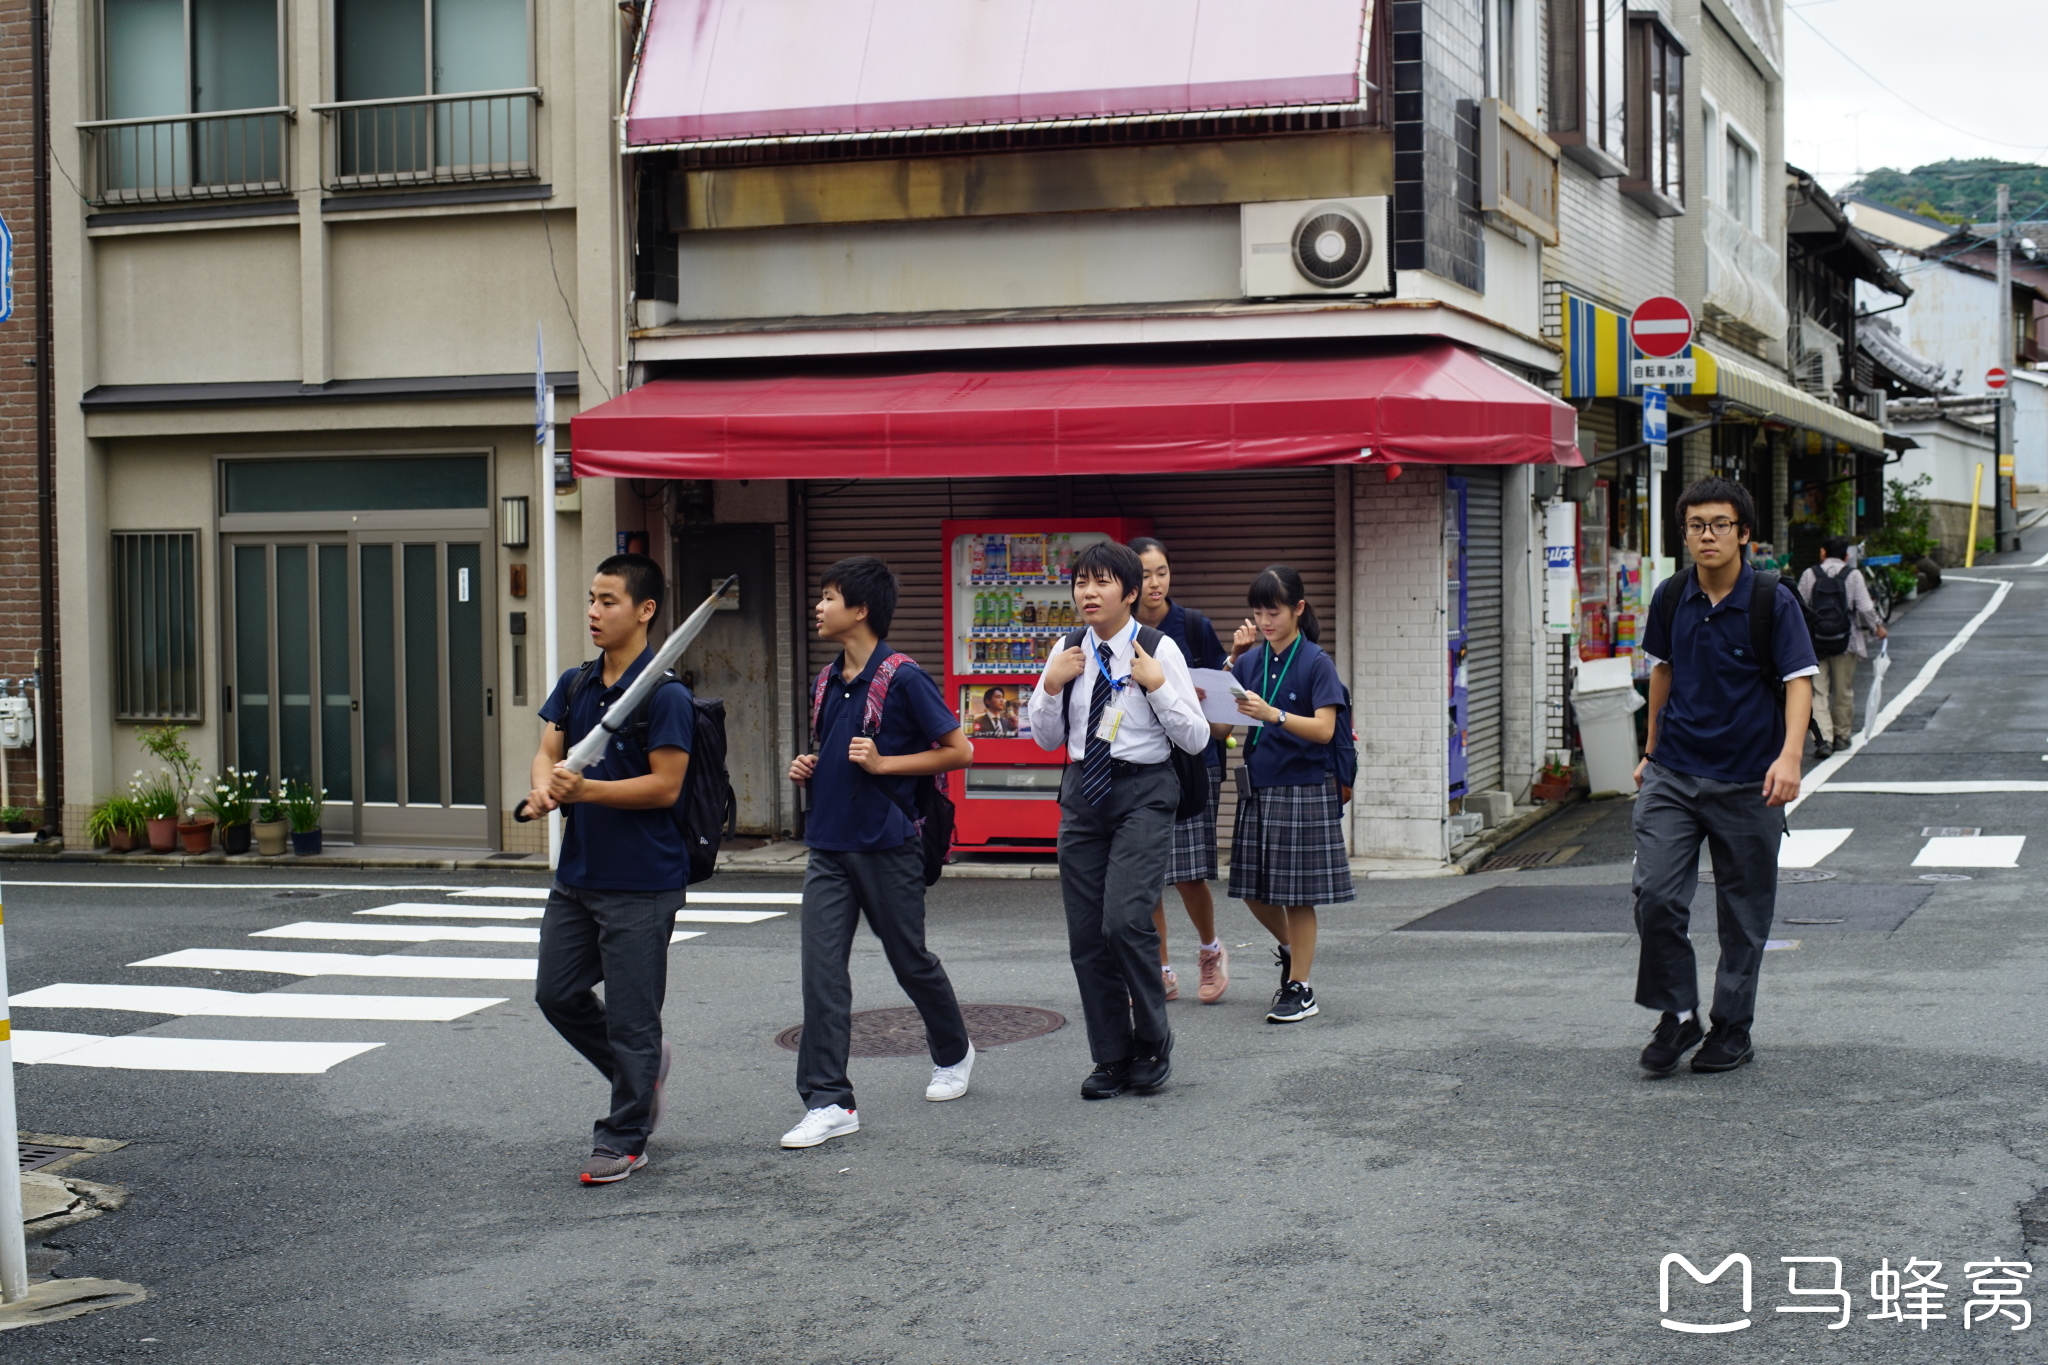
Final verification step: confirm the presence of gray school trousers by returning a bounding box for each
[1631,760,1787,1034]
[1057,760,1179,1063]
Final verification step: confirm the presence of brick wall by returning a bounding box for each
[1350,465,1447,860]
[0,0,52,826]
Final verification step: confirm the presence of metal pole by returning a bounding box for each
[31,0,59,844]
[541,387,561,870]
[0,870,30,1302]
[1996,184,2018,553]
[1965,461,1985,568]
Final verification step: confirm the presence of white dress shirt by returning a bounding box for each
[1026,620,1210,763]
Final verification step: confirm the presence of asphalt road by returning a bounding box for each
[7,549,2048,1364]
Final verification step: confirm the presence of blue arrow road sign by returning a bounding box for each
[1641,386,1667,444]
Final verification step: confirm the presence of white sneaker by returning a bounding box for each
[780,1104,859,1149]
[925,1042,976,1101]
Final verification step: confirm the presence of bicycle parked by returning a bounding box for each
[1857,552,1900,623]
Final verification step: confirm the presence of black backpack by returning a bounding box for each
[1803,565,1852,658]
[810,653,955,886]
[1060,626,1209,821]
[1650,568,1792,708]
[569,660,732,885]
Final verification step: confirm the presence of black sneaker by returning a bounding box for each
[1266,981,1318,1023]
[1129,1033,1173,1093]
[579,1147,648,1185]
[1691,1027,1754,1073]
[1081,1059,1131,1100]
[1639,1012,1705,1074]
[1274,944,1292,991]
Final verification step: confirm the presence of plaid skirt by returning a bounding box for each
[1165,766,1225,884]
[1227,778,1355,906]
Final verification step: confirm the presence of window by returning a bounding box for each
[1621,16,1686,216]
[222,457,490,512]
[1546,0,1627,176]
[92,0,286,200]
[1493,0,1520,110]
[112,532,202,721]
[1699,98,1719,203]
[329,0,535,186]
[1725,127,1759,230]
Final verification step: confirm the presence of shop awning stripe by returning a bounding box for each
[570,344,1581,480]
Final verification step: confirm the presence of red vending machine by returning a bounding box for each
[943,517,1150,849]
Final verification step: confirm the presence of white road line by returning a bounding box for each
[1913,835,2025,868]
[1825,781,2048,794]
[132,948,539,980]
[1792,579,2015,812]
[10,983,505,1021]
[448,888,801,904]
[250,921,703,945]
[2,881,494,892]
[12,1031,382,1074]
[352,901,784,924]
[1779,829,1852,868]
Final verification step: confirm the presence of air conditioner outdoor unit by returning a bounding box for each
[1241,196,1393,299]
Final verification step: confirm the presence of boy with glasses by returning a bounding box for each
[1633,478,1817,1075]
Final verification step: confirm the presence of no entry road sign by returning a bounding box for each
[1987,367,2009,390]
[1629,296,1695,358]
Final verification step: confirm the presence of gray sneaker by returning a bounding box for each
[579,1147,648,1185]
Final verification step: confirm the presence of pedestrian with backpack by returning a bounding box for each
[1798,535,1886,757]
[1026,541,1210,1099]
[529,554,694,1185]
[1130,537,1236,1004]
[1634,478,1817,1076]
[1225,565,1353,1024]
[784,556,975,1150]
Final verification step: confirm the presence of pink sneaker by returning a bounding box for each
[1196,945,1230,1003]
[1161,966,1180,1002]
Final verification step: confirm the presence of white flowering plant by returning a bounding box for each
[200,770,264,828]
[281,778,327,834]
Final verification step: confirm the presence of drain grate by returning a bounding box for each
[1921,827,1980,838]
[1783,917,1846,925]
[776,1004,1065,1058]
[485,852,535,860]
[1920,873,1974,882]
[1701,869,1837,884]
[1477,849,1563,874]
[18,1142,82,1173]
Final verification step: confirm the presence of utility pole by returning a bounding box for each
[1995,184,2019,553]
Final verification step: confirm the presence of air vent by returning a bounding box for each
[1240,197,1393,299]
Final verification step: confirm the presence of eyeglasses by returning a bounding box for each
[1684,518,1740,538]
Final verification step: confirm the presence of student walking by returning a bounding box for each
[528,554,694,1185]
[1130,537,1235,1004]
[1226,566,1352,1024]
[785,556,976,1149]
[1634,478,1817,1075]
[1027,541,1209,1099]
[1798,535,1887,757]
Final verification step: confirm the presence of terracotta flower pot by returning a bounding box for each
[108,826,137,853]
[1531,780,1573,803]
[253,819,289,856]
[290,829,323,856]
[146,816,178,852]
[221,823,252,856]
[176,820,216,855]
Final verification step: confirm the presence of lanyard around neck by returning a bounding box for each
[1089,622,1138,692]
[1246,636,1302,751]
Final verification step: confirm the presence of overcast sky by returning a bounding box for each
[1785,0,2048,205]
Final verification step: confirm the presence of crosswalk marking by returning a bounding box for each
[10,983,505,1021]
[1913,835,2025,868]
[249,920,704,945]
[1779,829,1852,868]
[12,1030,382,1074]
[448,888,801,905]
[351,901,784,924]
[132,948,539,980]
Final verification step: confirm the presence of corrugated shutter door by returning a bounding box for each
[1460,470,1505,796]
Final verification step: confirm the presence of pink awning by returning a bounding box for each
[624,0,1372,149]
[571,345,1582,480]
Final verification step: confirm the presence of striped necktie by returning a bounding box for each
[1080,642,1114,806]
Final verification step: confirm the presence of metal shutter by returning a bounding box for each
[1457,470,1505,796]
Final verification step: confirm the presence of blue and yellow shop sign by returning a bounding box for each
[1559,290,1718,399]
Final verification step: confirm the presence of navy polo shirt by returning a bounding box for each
[539,649,695,891]
[1233,637,1345,789]
[1160,600,1230,768]
[1642,566,1819,784]
[807,644,961,853]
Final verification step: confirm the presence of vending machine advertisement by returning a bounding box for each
[942,517,1150,849]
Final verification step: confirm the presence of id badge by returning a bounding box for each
[1095,695,1125,743]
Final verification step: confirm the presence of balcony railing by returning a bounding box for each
[77,106,293,206]
[314,89,540,191]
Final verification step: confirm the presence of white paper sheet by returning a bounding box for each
[1190,668,1260,727]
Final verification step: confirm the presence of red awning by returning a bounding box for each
[570,344,1580,480]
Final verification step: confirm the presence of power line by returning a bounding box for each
[1789,7,2048,155]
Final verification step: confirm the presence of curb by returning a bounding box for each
[0,848,553,874]
[1451,795,1578,874]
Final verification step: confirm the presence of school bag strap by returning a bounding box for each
[811,653,951,801]
[1648,568,1785,706]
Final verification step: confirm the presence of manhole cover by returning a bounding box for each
[1922,827,1980,838]
[18,1143,82,1173]
[1700,869,1837,884]
[1920,873,1974,882]
[1477,850,1561,873]
[775,1004,1065,1057]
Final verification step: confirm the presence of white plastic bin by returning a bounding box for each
[1573,684,1643,795]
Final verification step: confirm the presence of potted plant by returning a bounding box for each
[253,792,289,856]
[87,793,143,851]
[1532,759,1574,804]
[139,724,207,853]
[0,807,30,835]
[202,770,262,856]
[283,778,327,856]
[176,804,216,855]
[131,770,182,852]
